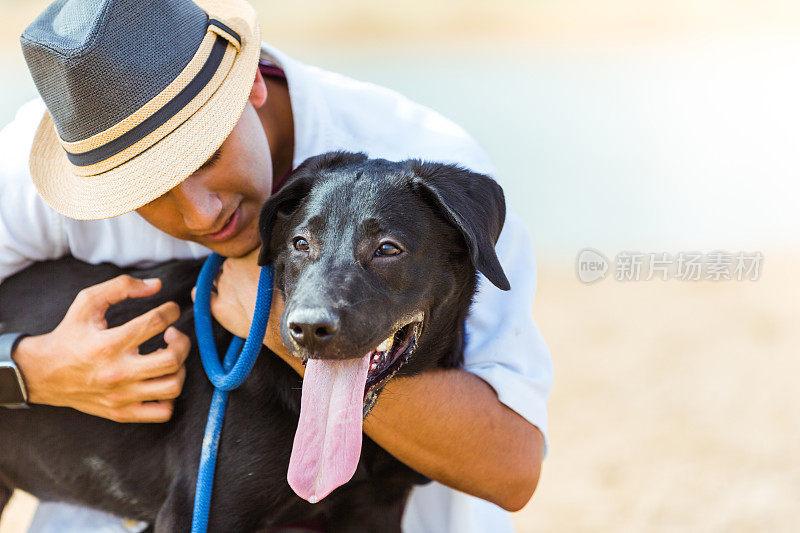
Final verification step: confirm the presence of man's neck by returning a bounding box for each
[258,76,295,188]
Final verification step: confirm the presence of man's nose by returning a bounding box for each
[172,179,223,232]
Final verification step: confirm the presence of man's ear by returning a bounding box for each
[409,161,511,291]
[249,70,267,108]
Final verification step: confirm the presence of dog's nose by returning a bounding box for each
[287,308,340,349]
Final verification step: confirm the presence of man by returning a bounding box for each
[0,0,553,531]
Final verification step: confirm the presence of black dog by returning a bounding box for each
[0,152,509,531]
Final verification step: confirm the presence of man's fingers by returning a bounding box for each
[75,275,161,319]
[108,301,181,349]
[127,367,186,403]
[190,277,217,303]
[208,289,223,316]
[207,289,239,334]
[133,327,191,379]
[110,400,175,424]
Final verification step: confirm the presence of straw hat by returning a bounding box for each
[21,0,261,220]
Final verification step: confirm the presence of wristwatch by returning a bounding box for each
[0,325,30,408]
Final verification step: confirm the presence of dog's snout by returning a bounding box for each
[287,308,341,349]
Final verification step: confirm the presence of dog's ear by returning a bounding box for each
[258,151,370,265]
[257,174,313,266]
[409,161,511,291]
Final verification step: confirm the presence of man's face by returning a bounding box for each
[136,103,273,258]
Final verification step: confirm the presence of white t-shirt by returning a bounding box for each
[0,42,553,533]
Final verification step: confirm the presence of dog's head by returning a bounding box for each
[259,151,509,401]
[258,151,509,502]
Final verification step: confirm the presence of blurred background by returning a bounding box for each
[2,0,799,531]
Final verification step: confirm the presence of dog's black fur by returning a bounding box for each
[0,152,508,532]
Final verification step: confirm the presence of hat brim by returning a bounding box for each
[29,0,261,220]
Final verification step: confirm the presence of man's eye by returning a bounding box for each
[375,243,401,257]
[293,237,310,252]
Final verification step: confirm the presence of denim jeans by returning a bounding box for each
[27,502,148,533]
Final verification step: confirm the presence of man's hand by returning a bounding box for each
[12,275,190,423]
[200,249,301,372]
[202,249,263,340]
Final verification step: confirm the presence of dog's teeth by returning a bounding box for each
[376,336,394,353]
[369,362,377,371]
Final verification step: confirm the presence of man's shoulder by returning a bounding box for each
[0,98,57,238]
[263,43,496,176]
[316,69,493,172]
[0,99,208,269]
[0,98,47,186]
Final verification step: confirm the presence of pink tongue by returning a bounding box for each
[288,354,370,503]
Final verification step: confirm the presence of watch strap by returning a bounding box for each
[0,332,30,407]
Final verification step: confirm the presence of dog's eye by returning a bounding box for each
[293,237,310,252]
[375,243,401,257]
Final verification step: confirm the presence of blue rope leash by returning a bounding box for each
[191,252,274,533]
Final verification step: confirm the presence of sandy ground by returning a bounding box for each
[2,254,798,532]
[514,254,800,532]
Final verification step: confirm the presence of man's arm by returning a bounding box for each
[364,370,544,511]
[208,209,551,510]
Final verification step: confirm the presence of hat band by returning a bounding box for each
[60,19,241,177]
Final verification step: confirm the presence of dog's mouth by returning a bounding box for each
[363,314,424,415]
[287,312,423,504]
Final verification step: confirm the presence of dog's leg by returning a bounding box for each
[153,478,246,533]
[153,482,192,533]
